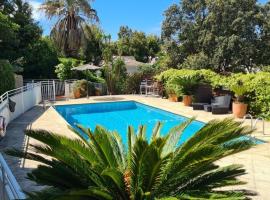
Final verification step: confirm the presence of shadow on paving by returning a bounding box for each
[0,105,46,193]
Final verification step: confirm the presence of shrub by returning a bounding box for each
[0,60,15,94]
[125,72,143,94]
[179,52,210,70]
[229,80,249,103]
[165,82,181,97]
[227,72,270,119]
[171,75,201,95]
[157,69,270,119]
[83,71,105,84]
[72,79,96,97]
[23,37,59,79]
[104,58,127,94]
[138,64,161,78]
[55,58,83,80]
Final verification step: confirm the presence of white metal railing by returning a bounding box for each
[0,83,42,200]
[24,79,77,97]
[0,82,42,127]
[0,154,26,200]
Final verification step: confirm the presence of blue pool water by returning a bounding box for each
[55,101,204,145]
[55,101,264,145]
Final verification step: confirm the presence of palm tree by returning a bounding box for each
[7,118,255,199]
[40,0,98,57]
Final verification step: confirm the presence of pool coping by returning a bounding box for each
[53,99,266,144]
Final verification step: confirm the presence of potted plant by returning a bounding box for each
[173,75,200,106]
[230,81,248,118]
[165,83,179,102]
[73,81,81,99]
[95,88,101,96]
[73,80,88,98]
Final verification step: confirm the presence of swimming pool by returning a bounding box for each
[55,101,205,145]
[55,101,264,145]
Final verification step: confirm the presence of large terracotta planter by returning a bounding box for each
[232,102,248,118]
[183,95,192,106]
[168,94,178,102]
[95,89,101,96]
[74,90,81,99]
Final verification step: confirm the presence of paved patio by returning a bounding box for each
[0,95,270,199]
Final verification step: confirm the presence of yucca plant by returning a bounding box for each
[230,80,249,103]
[7,118,255,199]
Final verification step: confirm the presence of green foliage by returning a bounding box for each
[171,75,201,95]
[0,0,54,79]
[0,0,42,62]
[104,58,127,94]
[162,0,270,72]
[125,73,143,94]
[164,82,181,96]
[229,81,249,103]
[7,118,255,199]
[73,79,91,97]
[0,60,15,94]
[0,12,19,60]
[83,71,105,84]
[130,31,149,62]
[138,64,161,78]
[117,26,161,62]
[157,69,270,119]
[55,58,82,80]
[82,25,104,65]
[23,37,59,79]
[41,0,98,57]
[180,53,210,70]
[228,72,270,119]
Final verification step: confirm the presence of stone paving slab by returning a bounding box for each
[0,95,270,199]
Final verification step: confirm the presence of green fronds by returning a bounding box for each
[40,0,99,56]
[7,118,256,199]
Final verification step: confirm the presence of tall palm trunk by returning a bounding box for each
[64,10,82,57]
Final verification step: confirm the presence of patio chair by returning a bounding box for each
[192,84,213,110]
[146,82,159,96]
[140,80,148,95]
[204,95,231,114]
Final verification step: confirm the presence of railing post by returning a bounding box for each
[53,80,56,101]
[21,87,24,113]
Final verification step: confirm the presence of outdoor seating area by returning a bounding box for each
[193,94,232,114]
[139,79,159,96]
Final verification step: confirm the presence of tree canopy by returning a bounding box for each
[117,26,161,62]
[162,0,270,72]
[0,0,59,79]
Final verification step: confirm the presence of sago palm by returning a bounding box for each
[40,0,98,57]
[7,118,256,199]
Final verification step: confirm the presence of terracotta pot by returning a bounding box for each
[95,90,101,96]
[73,90,81,99]
[168,94,178,102]
[232,102,248,118]
[183,95,192,106]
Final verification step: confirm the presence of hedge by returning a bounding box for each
[0,60,15,95]
[156,69,270,120]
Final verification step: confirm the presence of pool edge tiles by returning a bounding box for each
[53,101,265,145]
[54,101,205,144]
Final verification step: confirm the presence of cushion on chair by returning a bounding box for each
[192,103,209,110]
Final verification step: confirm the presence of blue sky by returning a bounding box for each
[29,0,268,40]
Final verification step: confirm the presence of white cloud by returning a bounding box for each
[27,0,44,21]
